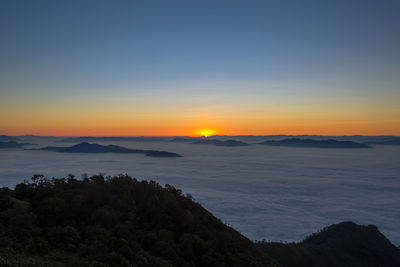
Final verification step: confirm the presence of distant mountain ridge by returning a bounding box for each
[56,136,172,143]
[259,138,371,148]
[170,137,200,142]
[0,141,36,149]
[191,139,250,147]
[0,135,20,142]
[55,136,251,147]
[364,139,400,146]
[33,142,182,157]
[4,134,400,145]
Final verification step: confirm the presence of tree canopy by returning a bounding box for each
[0,174,277,267]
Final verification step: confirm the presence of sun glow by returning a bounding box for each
[197,128,216,137]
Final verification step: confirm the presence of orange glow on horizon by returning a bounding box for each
[196,128,217,137]
[1,122,400,137]
[2,87,400,137]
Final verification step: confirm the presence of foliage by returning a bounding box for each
[256,221,400,267]
[0,174,278,267]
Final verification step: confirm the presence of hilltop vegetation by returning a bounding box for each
[257,222,400,267]
[0,174,276,267]
[1,174,399,266]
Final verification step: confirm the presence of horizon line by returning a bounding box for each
[3,134,400,138]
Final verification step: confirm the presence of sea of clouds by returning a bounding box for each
[1,137,399,245]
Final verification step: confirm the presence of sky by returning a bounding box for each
[1,0,399,136]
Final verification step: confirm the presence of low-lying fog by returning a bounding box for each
[1,137,399,245]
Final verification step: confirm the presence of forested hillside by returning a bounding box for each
[1,174,399,267]
[257,222,400,267]
[0,174,277,267]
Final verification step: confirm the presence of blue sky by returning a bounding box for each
[1,0,399,135]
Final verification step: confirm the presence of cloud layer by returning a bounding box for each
[1,137,399,245]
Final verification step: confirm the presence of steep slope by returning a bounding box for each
[0,174,277,267]
[257,222,400,267]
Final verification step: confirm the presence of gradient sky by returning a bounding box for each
[1,0,399,136]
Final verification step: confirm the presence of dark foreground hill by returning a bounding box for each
[259,138,370,148]
[257,221,400,267]
[33,142,182,157]
[0,174,276,267]
[1,175,399,267]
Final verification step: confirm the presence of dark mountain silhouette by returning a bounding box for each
[257,221,400,267]
[34,142,182,157]
[0,141,23,148]
[18,134,37,138]
[191,139,250,147]
[170,137,200,142]
[33,146,65,151]
[259,138,370,148]
[0,141,35,149]
[210,135,400,143]
[0,174,277,266]
[0,135,20,142]
[364,139,400,146]
[18,135,55,139]
[56,137,172,143]
[58,136,208,143]
[1,175,399,266]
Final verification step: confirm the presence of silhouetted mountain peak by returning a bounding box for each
[0,141,35,149]
[0,135,20,142]
[364,138,400,146]
[192,139,250,147]
[257,221,400,267]
[34,142,182,157]
[259,138,370,148]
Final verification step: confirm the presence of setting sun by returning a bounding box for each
[197,128,216,137]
